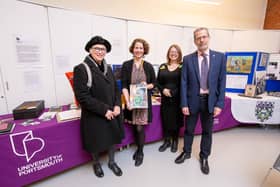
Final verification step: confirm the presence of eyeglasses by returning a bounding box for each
[92,47,107,52]
[169,50,178,54]
[195,35,209,41]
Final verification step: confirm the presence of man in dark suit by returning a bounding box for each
[175,27,226,175]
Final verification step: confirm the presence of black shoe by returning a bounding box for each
[199,158,209,175]
[108,162,123,176]
[158,140,171,152]
[132,150,138,160]
[93,163,104,178]
[135,152,144,166]
[175,152,190,164]
[171,139,178,153]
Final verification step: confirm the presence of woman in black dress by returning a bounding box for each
[157,44,183,153]
[121,38,156,166]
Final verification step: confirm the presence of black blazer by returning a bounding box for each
[121,59,156,123]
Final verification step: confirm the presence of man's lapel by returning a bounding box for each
[208,50,216,79]
[192,52,200,83]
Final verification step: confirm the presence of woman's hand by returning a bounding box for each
[113,106,120,116]
[163,88,171,97]
[126,101,132,110]
[141,81,153,90]
[105,110,114,120]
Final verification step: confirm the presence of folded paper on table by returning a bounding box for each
[56,109,81,122]
[39,112,57,121]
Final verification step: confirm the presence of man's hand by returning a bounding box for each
[213,107,222,117]
[182,107,190,116]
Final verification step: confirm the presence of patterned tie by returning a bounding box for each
[200,54,209,90]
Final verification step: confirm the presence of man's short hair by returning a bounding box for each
[193,27,210,40]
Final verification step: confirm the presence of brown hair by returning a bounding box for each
[166,44,182,65]
[193,27,210,40]
[129,38,150,55]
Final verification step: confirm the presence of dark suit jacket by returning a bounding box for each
[181,50,226,113]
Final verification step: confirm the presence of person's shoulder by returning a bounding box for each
[124,59,133,63]
[73,62,84,71]
[210,50,224,56]
[184,51,197,58]
[143,60,153,68]
[143,60,152,64]
[107,64,113,71]
[178,63,183,69]
[159,63,167,70]
[122,59,133,67]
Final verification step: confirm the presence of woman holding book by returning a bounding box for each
[73,36,124,178]
[121,38,156,166]
[157,44,183,153]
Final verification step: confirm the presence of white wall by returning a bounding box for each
[0,0,57,113]
[231,30,280,53]
[48,8,92,106]
[24,0,268,30]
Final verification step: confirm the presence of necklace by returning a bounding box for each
[134,59,143,69]
[168,63,179,71]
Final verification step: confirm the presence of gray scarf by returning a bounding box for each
[86,55,108,76]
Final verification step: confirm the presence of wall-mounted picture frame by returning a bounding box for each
[226,55,254,74]
[225,52,258,93]
[258,53,269,67]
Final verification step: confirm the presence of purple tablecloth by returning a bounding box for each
[0,97,239,187]
[118,96,240,146]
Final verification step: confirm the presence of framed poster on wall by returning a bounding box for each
[225,52,258,93]
[255,52,269,95]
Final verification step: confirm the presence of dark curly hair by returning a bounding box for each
[129,38,149,55]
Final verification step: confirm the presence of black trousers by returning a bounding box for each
[183,95,214,159]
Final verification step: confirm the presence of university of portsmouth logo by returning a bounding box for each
[255,101,275,122]
[10,131,45,162]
